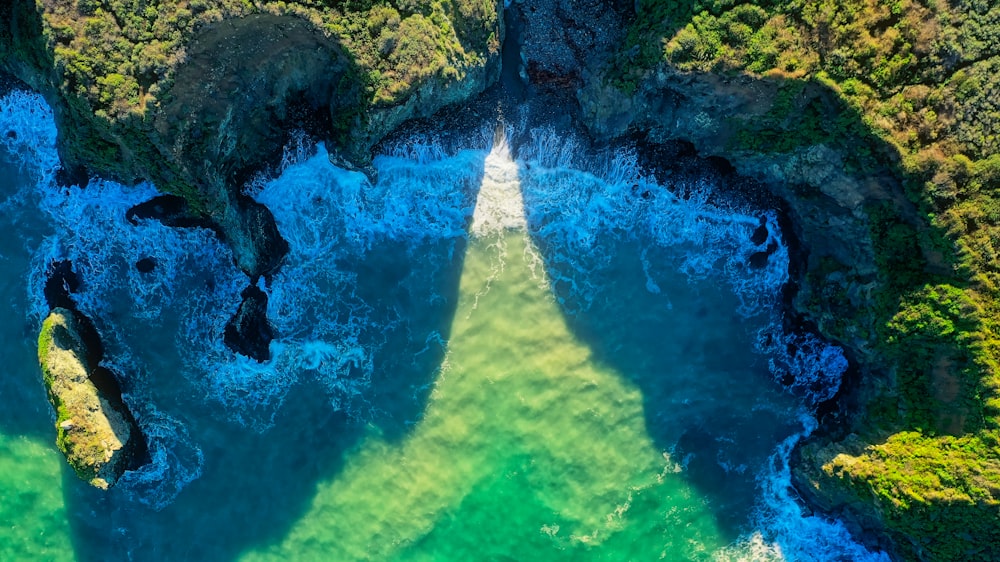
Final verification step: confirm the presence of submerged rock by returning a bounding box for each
[37,308,142,489]
[224,284,274,362]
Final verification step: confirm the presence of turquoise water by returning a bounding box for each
[0,91,886,561]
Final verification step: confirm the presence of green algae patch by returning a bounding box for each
[38,308,137,489]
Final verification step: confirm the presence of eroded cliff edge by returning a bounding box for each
[0,0,502,277]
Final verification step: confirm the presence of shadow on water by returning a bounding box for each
[521,157,801,541]
[0,152,55,442]
[0,0,488,554]
[343,236,470,442]
[60,379,359,561]
[59,164,480,561]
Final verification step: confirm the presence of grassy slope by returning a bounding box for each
[611,0,1000,558]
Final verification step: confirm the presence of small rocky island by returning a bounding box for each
[38,308,144,489]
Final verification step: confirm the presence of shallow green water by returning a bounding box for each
[243,233,773,561]
[0,154,75,561]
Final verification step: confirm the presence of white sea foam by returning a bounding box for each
[29,181,231,506]
[0,90,59,266]
[116,400,205,511]
[241,140,483,424]
[718,411,891,562]
[758,329,849,407]
[0,90,59,187]
[516,127,788,317]
[470,127,526,237]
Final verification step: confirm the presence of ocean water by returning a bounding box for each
[0,91,888,561]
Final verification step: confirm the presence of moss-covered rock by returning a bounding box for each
[38,308,140,489]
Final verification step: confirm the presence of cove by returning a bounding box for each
[245,137,782,560]
[0,91,886,560]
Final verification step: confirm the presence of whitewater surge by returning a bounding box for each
[0,89,887,560]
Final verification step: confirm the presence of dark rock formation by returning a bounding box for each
[132,14,352,277]
[43,259,79,311]
[514,0,631,89]
[576,69,918,363]
[38,308,145,489]
[224,284,274,363]
[135,257,157,274]
[126,195,212,230]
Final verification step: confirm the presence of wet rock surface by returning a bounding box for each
[126,195,212,230]
[224,284,274,363]
[514,0,630,88]
[43,259,80,311]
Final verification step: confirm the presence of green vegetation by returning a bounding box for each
[826,431,1000,559]
[613,0,1000,558]
[39,0,496,117]
[38,309,134,490]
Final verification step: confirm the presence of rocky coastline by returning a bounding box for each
[3,0,993,558]
[3,0,870,531]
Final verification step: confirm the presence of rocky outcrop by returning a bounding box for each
[513,0,631,89]
[578,68,898,358]
[512,2,938,555]
[224,284,274,363]
[792,436,899,557]
[509,0,899,359]
[38,308,143,489]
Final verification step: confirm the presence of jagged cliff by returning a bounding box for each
[520,1,1000,559]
